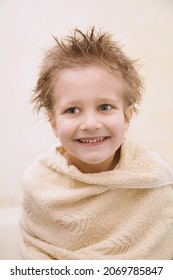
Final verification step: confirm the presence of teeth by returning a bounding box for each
[79,137,105,143]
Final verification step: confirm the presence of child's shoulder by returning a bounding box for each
[122,139,168,165]
[22,144,66,184]
[119,138,173,188]
[120,138,158,164]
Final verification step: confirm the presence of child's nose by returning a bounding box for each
[79,113,102,131]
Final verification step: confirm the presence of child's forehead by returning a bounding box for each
[52,65,125,106]
[54,65,124,91]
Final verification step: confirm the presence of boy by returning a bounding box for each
[20,27,173,259]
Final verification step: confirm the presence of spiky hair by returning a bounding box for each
[32,26,143,116]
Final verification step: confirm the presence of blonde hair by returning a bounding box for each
[32,27,144,117]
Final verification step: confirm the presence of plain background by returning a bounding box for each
[0,0,173,205]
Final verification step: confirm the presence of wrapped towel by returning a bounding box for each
[20,139,173,259]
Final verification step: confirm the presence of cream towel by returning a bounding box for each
[20,140,173,259]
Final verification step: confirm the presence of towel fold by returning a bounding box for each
[20,139,173,259]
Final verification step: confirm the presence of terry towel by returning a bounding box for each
[20,139,173,259]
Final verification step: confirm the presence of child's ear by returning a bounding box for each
[124,105,134,132]
[48,113,59,138]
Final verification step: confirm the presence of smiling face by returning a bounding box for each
[50,65,133,173]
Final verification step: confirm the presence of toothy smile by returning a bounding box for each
[78,137,107,143]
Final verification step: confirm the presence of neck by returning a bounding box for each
[64,147,121,174]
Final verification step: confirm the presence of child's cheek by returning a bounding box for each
[58,118,75,136]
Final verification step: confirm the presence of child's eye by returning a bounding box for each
[66,107,80,114]
[99,104,112,111]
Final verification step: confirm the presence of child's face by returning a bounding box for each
[50,65,133,173]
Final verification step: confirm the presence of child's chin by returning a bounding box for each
[79,158,109,165]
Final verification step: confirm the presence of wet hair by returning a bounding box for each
[32,26,144,117]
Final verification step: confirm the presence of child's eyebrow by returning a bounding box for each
[97,98,120,104]
[59,100,80,108]
[58,98,120,109]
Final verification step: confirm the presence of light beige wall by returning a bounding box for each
[0,0,173,202]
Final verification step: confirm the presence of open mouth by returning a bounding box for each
[77,137,109,144]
